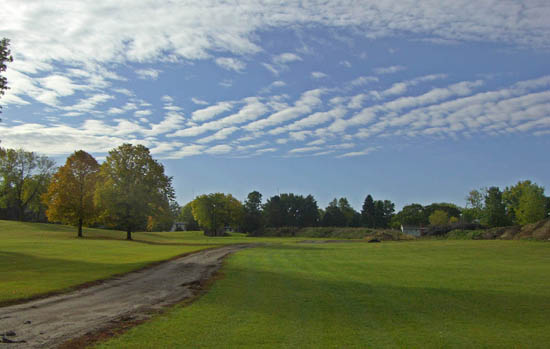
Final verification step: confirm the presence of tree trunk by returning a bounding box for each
[126,229,132,240]
[78,218,83,238]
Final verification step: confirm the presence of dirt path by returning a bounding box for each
[0,244,249,348]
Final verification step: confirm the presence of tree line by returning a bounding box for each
[2,145,549,238]
[180,191,397,236]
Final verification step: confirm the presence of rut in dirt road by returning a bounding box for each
[0,244,249,348]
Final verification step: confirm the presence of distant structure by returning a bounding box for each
[400,225,426,237]
[171,222,186,232]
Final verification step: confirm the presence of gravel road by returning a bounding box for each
[0,244,248,348]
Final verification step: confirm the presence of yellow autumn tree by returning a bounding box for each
[42,150,100,237]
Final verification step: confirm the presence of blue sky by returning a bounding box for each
[1,1,550,210]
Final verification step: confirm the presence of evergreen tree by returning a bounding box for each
[361,194,375,228]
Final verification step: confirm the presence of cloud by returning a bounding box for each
[191,102,233,122]
[273,53,302,64]
[161,95,174,103]
[135,68,161,80]
[197,127,239,143]
[311,71,328,79]
[134,110,152,117]
[170,97,267,137]
[269,106,347,135]
[374,65,406,75]
[289,146,322,154]
[339,60,352,68]
[64,93,114,112]
[262,63,280,76]
[215,57,246,72]
[205,144,232,155]
[337,146,380,157]
[191,97,209,105]
[244,89,324,131]
[350,76,378,87]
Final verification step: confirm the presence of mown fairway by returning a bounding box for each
[0,220,217,304]
[98,240,550,348]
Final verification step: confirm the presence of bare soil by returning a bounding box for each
[0,244,248,348]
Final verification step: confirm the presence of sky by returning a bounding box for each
[1,1,550,211]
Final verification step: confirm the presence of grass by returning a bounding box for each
[97,240,550,348]
[0,220,317,304]
[0,220,220,304]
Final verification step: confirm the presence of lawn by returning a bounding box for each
[97,240,550,348]
[0,220,219,304]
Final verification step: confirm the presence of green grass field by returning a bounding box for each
[97,240,550,348]
[0,220,310,304]
[0,220,220,304]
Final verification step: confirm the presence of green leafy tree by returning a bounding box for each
[0,38,13,115]
[464,189,485,222]
[242,190,264,234]
[398,203,427,226]
[0,148,55,221]
[179,202,200,230]
[191,193,244,236]
[516,185,547,225]
[361,194,375,228]
[429,209,449,226]
[42,150,100,237]
[503,180,546,224]
[95,144,175,240]
[263,193,319,228]
[484,186,507,228]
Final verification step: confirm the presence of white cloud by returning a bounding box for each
[273,53,302,64]
[205,144,232,155]
[337,146,380,157]
[197,127,239,143]
[171,97,267,137]
[64,93,114,112]
[374,65,406,75]
[135,68,161,80]
[262,63,280,76]
[191,97,209,105]
[161,95,174,103]
[134,110,153,117]
[339,60,352,68]
[245,89,324,131]
[311,71,328,79]
[215,57,246,72]
[269,106,347,135]
[192,102,233,122]
[350,76,378,87]
[289,146,322,154]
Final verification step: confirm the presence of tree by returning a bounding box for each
[179,202,200,230]
[516,185,547,225]
[242,190,264,234]
[95,144,175,240]
[322,199,347,227]
[338,197,356,227]
[484,186,507,228]
[0,148,56,221]
[262,193,319,228]
[191,193,244,236]
[503,180,546,225]
[0,38,13,115]
[429,210,449,226]
[42,150,100,237]
[361,194,375,228]
[397,204,426,226]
